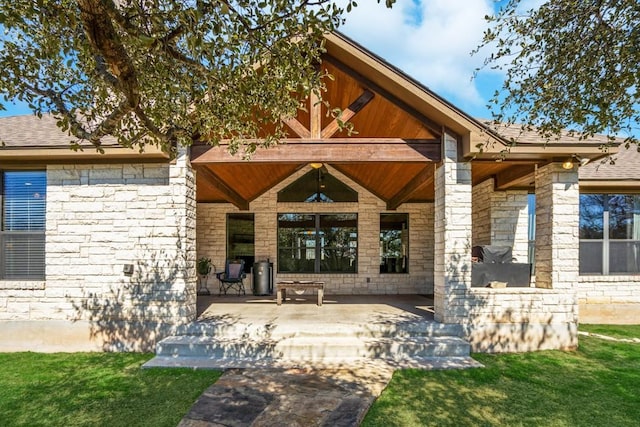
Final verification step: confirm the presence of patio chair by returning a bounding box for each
[216,259,246,296]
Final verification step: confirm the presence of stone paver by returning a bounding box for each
[178,364,395,427]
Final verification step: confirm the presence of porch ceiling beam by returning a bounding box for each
[197,166,249,210]
[494,164,536,190]
[281,117,311,139]
[321,89,375,139]
[387,166,434,210]
[191,140,441,163]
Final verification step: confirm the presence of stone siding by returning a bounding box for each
[433,132,472,323]
[472,178,529,262]
[463,288,578,352]
[0,151,196,351]
[534,163,579,290]
[577,275,640,324]
[197,165,434,295]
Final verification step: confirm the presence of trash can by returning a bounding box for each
[252,261,273,296]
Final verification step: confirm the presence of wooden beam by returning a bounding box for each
[321,90,375,138]
[322,55,445,138]
[197,166,249,210]
[330,164,390,203]
[191,140,441,164]
[281,117,311,139]
[310,91,322,139]
[387,166,434,210]
[494,164,536,190]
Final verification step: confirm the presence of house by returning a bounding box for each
[1,32,638,353]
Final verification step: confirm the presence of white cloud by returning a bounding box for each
[337,0,500,116]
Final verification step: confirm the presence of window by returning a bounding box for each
[380,213,408,273]
[227,213,254,274]
[277,169,358,203]
[1,171,46,280]
[580,194,640,274]
[277,213,357,273]
[527,194,536,270]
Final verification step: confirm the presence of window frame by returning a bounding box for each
[580,193,640,275]
[277,213,358,274]
[226,213,255,274]
[379,213,409,274]
[1,169,47,281]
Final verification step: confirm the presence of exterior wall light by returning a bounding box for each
[562,157,574,170]
[123,264,134,276]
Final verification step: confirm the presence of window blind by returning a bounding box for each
[1,171,46,280]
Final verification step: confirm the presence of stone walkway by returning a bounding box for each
[177,357,482,427]
[178,363,395,427]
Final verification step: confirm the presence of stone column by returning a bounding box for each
[534,163,579,290]
[170,147,198,322]
[433,132,472,323]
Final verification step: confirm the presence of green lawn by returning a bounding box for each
[2,327,638,426]
[363,325,640,427]
[0,353,221,427]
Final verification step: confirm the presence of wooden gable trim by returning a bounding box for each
[321,89,375,139]
[322,55,445,139]
[197,166,249,210]
[329,164,390,203]
[282,117,311,138]
[387,166,434,210]
[246,164,306,203]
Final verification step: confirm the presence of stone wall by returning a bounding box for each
[472,179,492,247]
[577,275,640,324]
[461,288,578,352]
[472,178,529,262]
[0,152,196,351]
[534,163,580,290]
[197,165,434,295]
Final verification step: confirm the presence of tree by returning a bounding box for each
[0,0,392,156]
[478,0,639,146]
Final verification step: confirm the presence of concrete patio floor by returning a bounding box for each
[195,294,437,337]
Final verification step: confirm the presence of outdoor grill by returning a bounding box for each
[471,245,532,287]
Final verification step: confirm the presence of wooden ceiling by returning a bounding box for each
[192,54,545,210]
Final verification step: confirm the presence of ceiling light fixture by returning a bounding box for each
[309,162,323,169]
[562,157,574,170]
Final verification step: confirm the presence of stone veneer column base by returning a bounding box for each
[433,132,472,324]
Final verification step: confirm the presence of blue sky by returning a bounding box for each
[0,0,510,120]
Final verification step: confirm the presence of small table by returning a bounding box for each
[276,281,325,306]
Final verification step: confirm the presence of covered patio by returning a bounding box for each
[185,32,610,354]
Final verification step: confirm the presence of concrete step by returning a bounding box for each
[175,319,462,340]
[154,335,470,362]
[143,355,483,370]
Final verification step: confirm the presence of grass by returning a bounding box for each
[2,327,638,426]
[363,328,640,427]
[0,353,221,427]
[579,324,640,340]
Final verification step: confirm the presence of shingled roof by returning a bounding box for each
[1,114,638,182]
[0,114,119,148]
[486,121,617,146]
[580,145,640,181]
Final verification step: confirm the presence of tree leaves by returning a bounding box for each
[0,0,391,156]
[476,0,640,146]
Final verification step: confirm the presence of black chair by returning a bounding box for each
[217,259,246,296]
